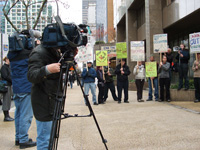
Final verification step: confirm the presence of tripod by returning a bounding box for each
[48,55,108,150]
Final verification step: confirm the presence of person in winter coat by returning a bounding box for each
[133,61,145,102]
[1,57,14,121]
[96,66,105,104]
[81,62,98,105]
[115,59,130,103]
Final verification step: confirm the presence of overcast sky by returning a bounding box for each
[52,0,82,25]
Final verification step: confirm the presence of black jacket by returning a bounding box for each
[115,64,130,82]
[27,44,61,121]
[69,74,75,82]
[1,64,12,86]
[104,67,114,83]
[96,70,104,84]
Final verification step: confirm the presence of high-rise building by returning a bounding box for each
[3,0,53,35]
[82,0,96,24]
[0,1,6,33]
[96,0,114,43]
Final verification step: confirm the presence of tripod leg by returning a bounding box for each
[73,64,108,150]
[49,63,70,150]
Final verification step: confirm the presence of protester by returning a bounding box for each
[115,59,130,103]
[96,66,105,104]
[104,61,118,102]
[192,53,200,103]
[164,48,173,79]
[1,57,14,121]
[68,71,75,89]
[158,55,171,102]
[8,47,36,148]
[133,61,145,102]
[75,64,82,86]
[81,62,98,105]
[146,55,159,101]
[176,44,190,90]
[27,44,63,150]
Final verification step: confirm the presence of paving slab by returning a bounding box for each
[0,85,200,150]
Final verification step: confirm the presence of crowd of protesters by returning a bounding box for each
[0,42,200,150]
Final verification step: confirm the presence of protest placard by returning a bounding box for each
[116,42,127,59]
[77,46,93,63]
[145,62,157,77]
[101,46,116,57]
[130,41,145,61]
[96,50,108,66]
[189,32,200,54]
[153,34,168,53]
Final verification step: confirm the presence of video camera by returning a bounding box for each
[42,16,88,59]
[9,29,41,51]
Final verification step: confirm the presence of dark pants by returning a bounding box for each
[160,78,170,101]
[117,80,129,102]
[178,63,189,89]
[98,84,104,104]
[135,79,145,100]
[194,78,200,100]
[104,82,118,101]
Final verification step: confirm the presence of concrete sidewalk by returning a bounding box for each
[1,85,200,150]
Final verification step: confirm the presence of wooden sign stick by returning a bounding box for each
[160,53,162,63]
[151,78,154,94]
[196,53,198,61]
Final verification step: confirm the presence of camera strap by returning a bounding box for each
[55,16,81,48]
[14,33,24,50]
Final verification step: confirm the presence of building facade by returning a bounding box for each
[3,0,52,35]
[82,0,96,25]
[115,0,200,80]
[0,1,6,33]
[96,0,114,43]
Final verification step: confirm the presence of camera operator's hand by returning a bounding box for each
[47,63,61,73]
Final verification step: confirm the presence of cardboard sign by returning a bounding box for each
[189,32,200,53]
[96,50,108,66]
[101,46,116,57]
[145,62,157,77]
[116,42,127,59]
[130,41,145,61]
[153,34,168,53]
[77,46,93,63]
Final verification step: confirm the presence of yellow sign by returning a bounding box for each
[116,42,127,59]
[96,50,108,66]
[145,62,157,77]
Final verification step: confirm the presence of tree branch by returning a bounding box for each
[3,0,20,32]
[33,0,47,29]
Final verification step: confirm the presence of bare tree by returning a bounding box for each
[2,0,69,32]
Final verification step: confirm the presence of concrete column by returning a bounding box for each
[126,9,137,80]
[145,0,163,62]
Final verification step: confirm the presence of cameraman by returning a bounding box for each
[27,45,62,150]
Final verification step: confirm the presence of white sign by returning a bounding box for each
[153,34,168,53]
[189,32,200,53]
[77,45,93,63]
[101,46,116,57]
[130,41,145,61]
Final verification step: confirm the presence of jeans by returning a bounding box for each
[104,82,118,101]
[117,80,129,102]
[135,79,145,100]
[70,81,73,89]
[84,83,97,103]
[36,120,52,150]
[14,93,33,143]
[159,78,170,101]
[194,78,200,100]
[178,63,189,89]
[148,78,159,100]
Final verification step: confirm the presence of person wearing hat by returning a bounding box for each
[104,60,118,102]
[115,59,130,103]
[1,57,14,121]
[81,62,98,105]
